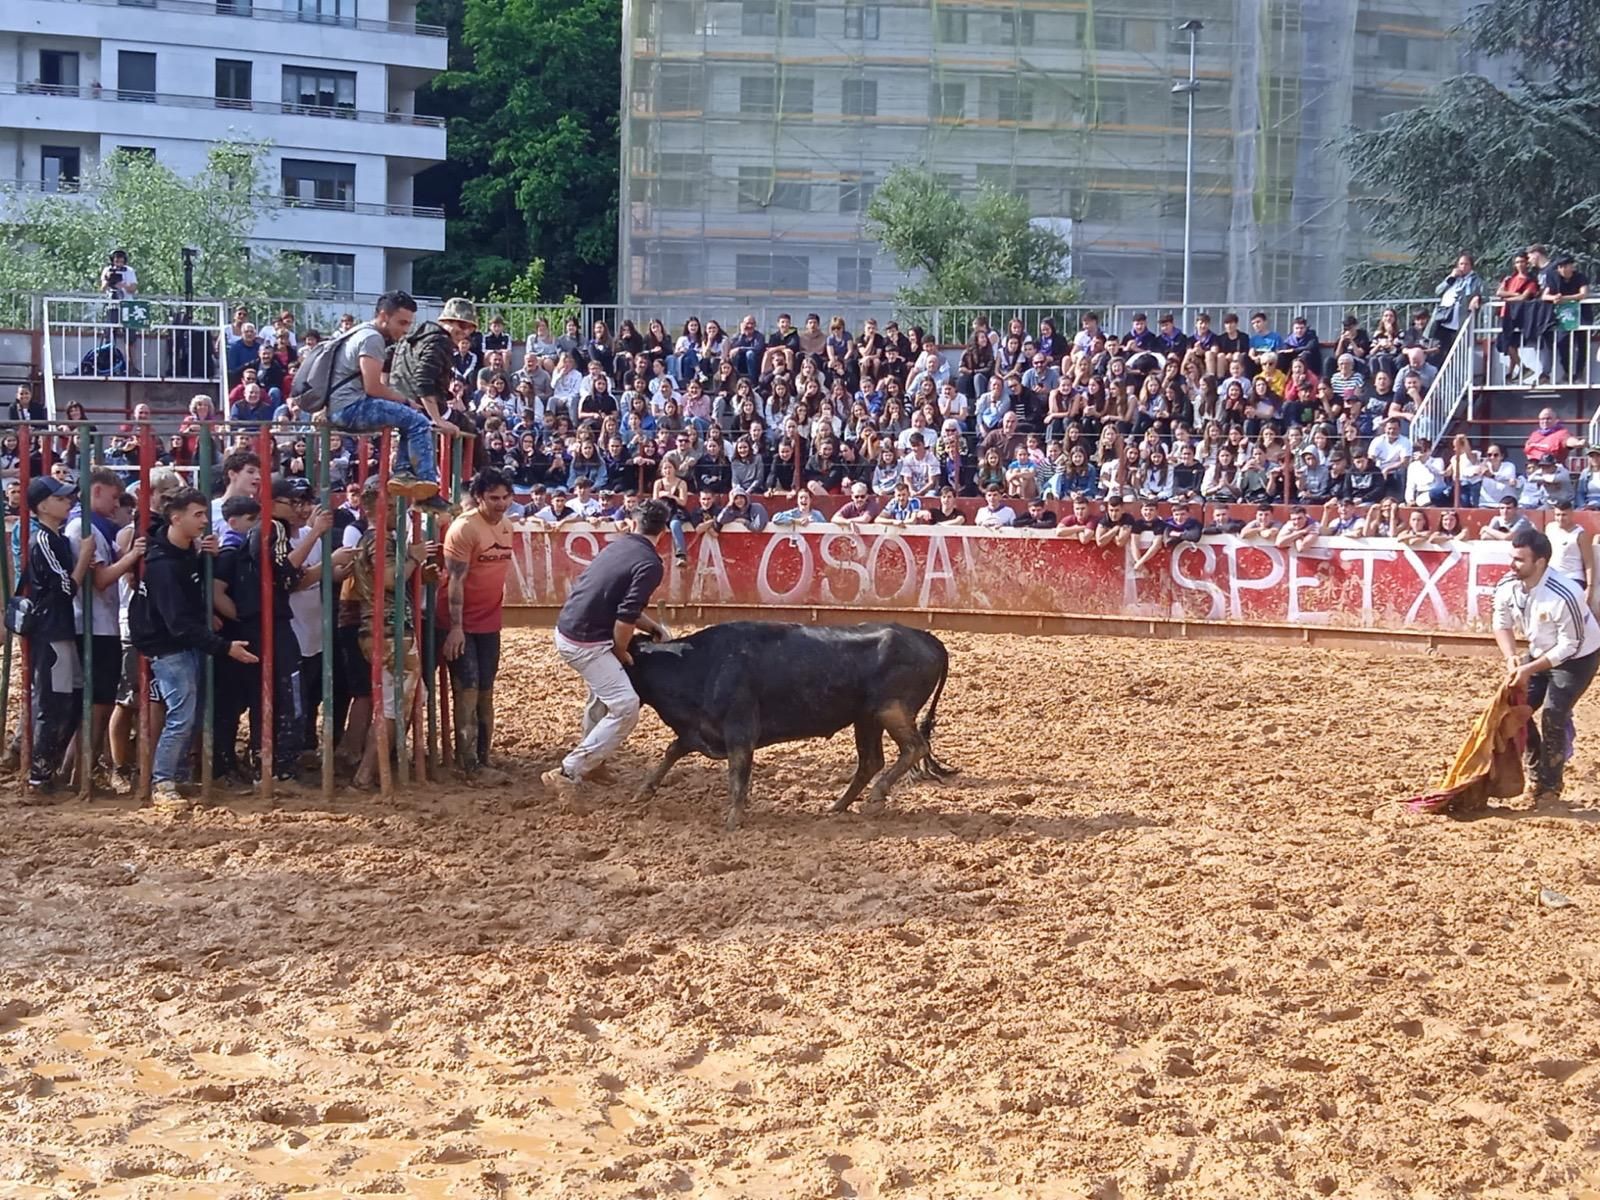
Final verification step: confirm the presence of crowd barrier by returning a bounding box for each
[0,420,470,803]
[502,524,1515,633]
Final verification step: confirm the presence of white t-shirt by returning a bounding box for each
[69,520,119,636]
[288,527,324,657]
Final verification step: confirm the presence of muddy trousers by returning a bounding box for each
[29,639,81,786]
[447,631,500,772]
[1525,647,1600,794]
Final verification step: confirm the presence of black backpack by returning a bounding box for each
[126,578,162,653]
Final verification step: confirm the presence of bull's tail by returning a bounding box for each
[912,649,957,781]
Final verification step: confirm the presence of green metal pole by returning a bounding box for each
[198,424,214,800]
[78,422,94,800]
[319,425,335,803]
[392,494,408,787]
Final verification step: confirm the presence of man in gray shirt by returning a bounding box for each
[324,290,451,514]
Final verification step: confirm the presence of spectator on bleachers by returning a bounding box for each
[1431,253,1483,363]
[1523,454,1574,510]
[1482,495,1534,540]
[1326,498,1364,536]
[1479,444,1522,507]
[771,489,824,526]
[973,485,1016,528]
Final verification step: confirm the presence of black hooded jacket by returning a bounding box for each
[133,528,232,659]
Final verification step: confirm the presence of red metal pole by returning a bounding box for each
[17,425,32,791]
[256,426,274,800]
[136,424,152,798]
[357,435,370,490]
[39,433,52,478]
[411,506,425,784]
[437,431,452,770]
[371,430,392,798]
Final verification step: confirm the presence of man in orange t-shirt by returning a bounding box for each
[442,466,516,785]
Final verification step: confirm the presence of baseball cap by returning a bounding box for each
[271,476,313,501]
[26,477,76,507]
[1539,453,1558,465]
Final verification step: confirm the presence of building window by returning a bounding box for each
[281,158,355,209]
[997,81,1033,122]
[742,0,815,37]
[740,76,775,114]
[837,256,872,294]
[660,0,702,34]
[737,166,809,212]
[658,64,704,111]
[645,247,703,291]
[216,0,255,15]
[780,76,814,113]
[297,0,348,23]
[736,253,809,292]
[296,251,356,294]
[117,51,157,102]
[995,9,1033,44]
[655,152,704,208]
[935,8,968,43]
[40,146,81,193]
[843,2,878,39]
[838,174,876,214]
[282,66,357,114]
[114,146,156,163]
[1091,15,1123,49]
[929,82,965,119]
[215,59,253,109]
[842,78,877,116]
[39,50,80,89]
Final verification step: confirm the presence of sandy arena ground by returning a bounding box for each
[3,628,1600,1198]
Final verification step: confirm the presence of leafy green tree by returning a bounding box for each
[0,143,305,305]
[416,0,619,300]
[865,166,1077,309]
[1340,0,1600,293]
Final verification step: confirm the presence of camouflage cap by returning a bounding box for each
[439,297,478,329]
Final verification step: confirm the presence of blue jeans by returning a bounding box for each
[669,516,690,557]
[329,395,437,482]
[150,649,202,785]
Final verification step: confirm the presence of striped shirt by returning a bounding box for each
[1492,566,1600,666]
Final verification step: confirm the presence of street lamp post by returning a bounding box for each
[1171,19,1203,325]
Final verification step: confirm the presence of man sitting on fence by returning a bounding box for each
[323,290,453,516]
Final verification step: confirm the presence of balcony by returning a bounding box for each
[21,0,443,35]
[13,0,446,71]
[0,180,445,251]
[2,82,447,160]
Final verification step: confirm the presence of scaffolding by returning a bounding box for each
[618,0,1475,323]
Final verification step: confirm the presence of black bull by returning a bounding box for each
[625,622,955,829]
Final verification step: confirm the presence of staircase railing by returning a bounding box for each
[1411,310,1479,446]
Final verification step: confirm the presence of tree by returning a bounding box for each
[415,0,619,301]
[1340,0,1600,293]
[865,166,1078,310]
[0,143,305,303]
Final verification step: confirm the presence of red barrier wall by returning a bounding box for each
[505,525,1520,632]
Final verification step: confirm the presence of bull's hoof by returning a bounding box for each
[630,789,654,806]
[828,796,857,813]
[724,809,744,832]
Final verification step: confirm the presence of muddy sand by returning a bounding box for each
[3,629,1600,1198]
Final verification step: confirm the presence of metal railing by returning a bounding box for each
[2,81,446,128]
[0,178,444,220]
[1410,311,1480,447]
[41,298,228,410]
[33,0,446,36]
